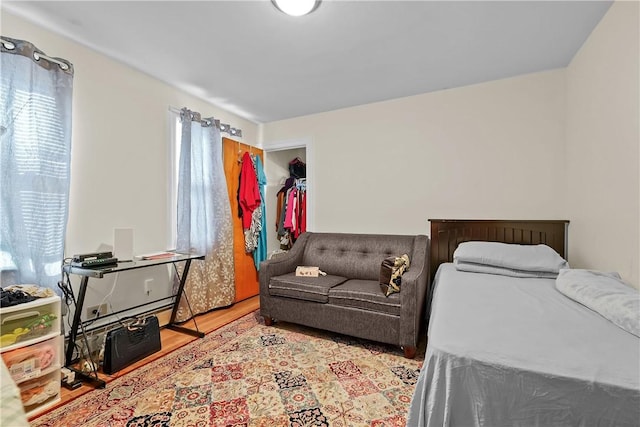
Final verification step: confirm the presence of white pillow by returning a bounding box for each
[453,241,568,274]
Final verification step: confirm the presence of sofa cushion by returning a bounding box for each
[269,273,347,303]
[301,233,416,281]
[328,279,401,316]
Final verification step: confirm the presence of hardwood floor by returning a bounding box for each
[49,296,259,414]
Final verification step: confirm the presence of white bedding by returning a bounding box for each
[408,264,640,427]
[1,359,29,427]
[454,241,569,276]
[556,268,640,338]
[453,260,561,278]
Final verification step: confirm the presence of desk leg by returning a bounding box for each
[68,368,106,389]
[167,259,205,338]
[65,276,87,366]
[64,276,106,389]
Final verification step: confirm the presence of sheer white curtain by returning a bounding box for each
[0,37,73,291]
[174,108,235,321]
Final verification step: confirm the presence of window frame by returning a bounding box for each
[167,110,181,251]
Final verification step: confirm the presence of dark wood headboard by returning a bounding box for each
[429,219,569,279]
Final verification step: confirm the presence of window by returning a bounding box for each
[0,38,73,290]
[167,110,181,251]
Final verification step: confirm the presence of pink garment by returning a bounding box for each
[239,152,261,229]
[298,191,306,237]
[283,188,297,230]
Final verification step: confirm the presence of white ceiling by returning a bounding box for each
[3,1,612,124]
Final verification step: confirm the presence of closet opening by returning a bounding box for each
[263,140,313,259]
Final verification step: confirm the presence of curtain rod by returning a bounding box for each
[1,37,71,71]
[168,106,242,138]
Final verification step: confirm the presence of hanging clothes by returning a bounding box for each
[244,203,262,253]
[238,151,261,230]
[236,151,268,269]
[277,177,306,247]
[245,154,262,253]
[274,157,307,249]
[289,157,306,179]
[296,186,307,239]
[283,187,297,232]
[275,191,285,233]
[276,177,295,249]
[253,155,268,270]
[291,179,306,239]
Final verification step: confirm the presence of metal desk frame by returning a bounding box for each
[62,253,205,388]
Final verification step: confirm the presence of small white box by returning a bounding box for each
[114,228,134,262]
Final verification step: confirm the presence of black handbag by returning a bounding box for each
[103,316,161,374]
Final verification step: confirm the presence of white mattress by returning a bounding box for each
[408,263,640,426]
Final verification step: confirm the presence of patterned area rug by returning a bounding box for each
[33,311,424,426]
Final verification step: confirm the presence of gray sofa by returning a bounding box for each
[259,232,429,358]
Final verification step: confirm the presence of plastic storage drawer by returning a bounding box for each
[0,296,61,350]
[18,370,61,415]
[1,335,61,384]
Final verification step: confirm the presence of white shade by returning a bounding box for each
[272,0,320,16]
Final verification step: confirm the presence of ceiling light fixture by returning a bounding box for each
[272,0,321,17]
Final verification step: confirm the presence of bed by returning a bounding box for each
[408,219,640,427]
[1,358,29,426]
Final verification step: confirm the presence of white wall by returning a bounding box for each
[566,1,639,288]
[2,12,259,317]
[262,70,567,236]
